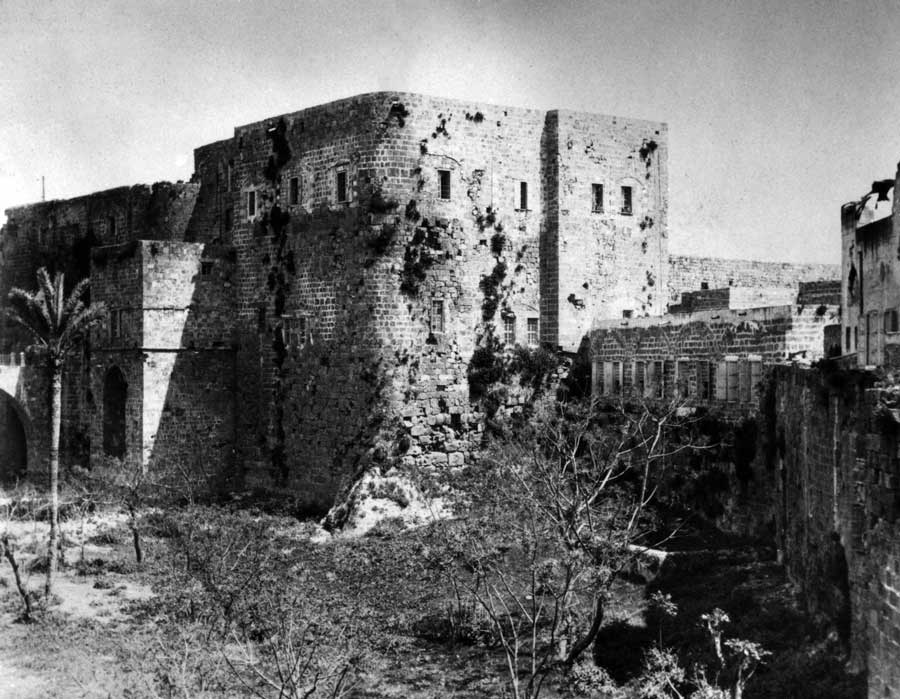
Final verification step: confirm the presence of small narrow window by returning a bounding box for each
[620,186,633,215]
[592,184,604,213]
[108,216,117,240]
[854,326,858,349]
[438,170,451,200]
[227,161,234,191]
[518,181,528,210]
[289,177,299,205]
[504,316,516,345]
[223,208,233,232]
[622,309,633,319]
[885,310,899,333]
[526,318,539,347]
[336,170,348,203]
[430,299,445,335]
[845,326,851,351]
[200,261,213,277]
[247,190,257,219]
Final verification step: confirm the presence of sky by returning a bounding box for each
[2,0,900,265]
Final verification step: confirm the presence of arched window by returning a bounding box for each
[103,367,127,459]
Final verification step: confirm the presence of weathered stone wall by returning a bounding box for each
[668,254,839,306]
[765,365,900,698]
[89,241,236,478]
[189,91,667,506]
[552,111,668,349]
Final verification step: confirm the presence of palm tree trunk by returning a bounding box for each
[45,361,62,598]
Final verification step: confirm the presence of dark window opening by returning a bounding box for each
[518,181,528,210]
[438,170,451,200]
[622,309,633,319]
[700,281,709,290]
[247,190,257,218]
[201,261,213,277]
[103,367,127,459]
[289,176,299,205]
[336,171,348,203]
[223,208,233,232]
[885,309,898,333]
[621,186,633,215]
[592,184,604,213]
[107,216,117,240]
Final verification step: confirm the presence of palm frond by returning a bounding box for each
[6,288,50,339]
[61,277,91,322]
[35,268,58,334]
[2,309,49,347]
[58,303,108,356]
[55,271,65,330]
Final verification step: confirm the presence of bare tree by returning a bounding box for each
[429,397,702,697]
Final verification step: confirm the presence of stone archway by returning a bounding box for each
[103,366,127,459]
[0,390,28,481]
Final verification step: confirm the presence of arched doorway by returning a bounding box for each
[103,367,127,459]
[0,391,27,481]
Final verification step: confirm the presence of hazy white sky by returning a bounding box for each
[2,0,899,264]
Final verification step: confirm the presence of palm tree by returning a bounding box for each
[5,268,106,596]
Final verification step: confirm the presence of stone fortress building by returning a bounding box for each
[16,92,900,697]
[0,91,837,508]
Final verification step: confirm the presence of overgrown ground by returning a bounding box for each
[0,488,864,698]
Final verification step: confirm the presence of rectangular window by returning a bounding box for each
[526,318,539,346]
[750,359,763,402]
[247,190,257,218]
[726,360,740,402]
[504,316,516,345]
[430,299,445,335]
[845,326,851,351]
[634,361,645,397]
[592,184,604,213]
[200,261,213,277]
[108,216,117,241]
[224,208,233,232]
[611,361,622,395]
[518,181,528,210]
[621,186,633,215]
[696,360,711,399]
[336,170,348,203]
[438,170,451,200]
[289,177,299,205]
[739,360,752,403]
